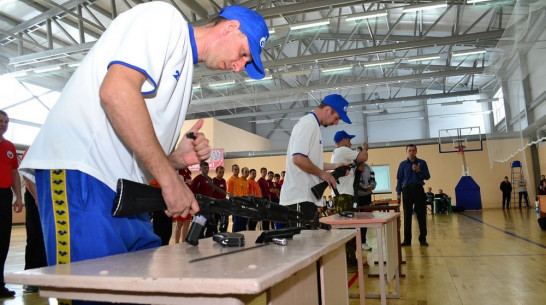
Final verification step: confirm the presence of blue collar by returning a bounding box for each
[310,112,320,127]
[188,24,198,64]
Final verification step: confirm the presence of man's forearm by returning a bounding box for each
[23,176,38,201]
[323,163,342,171]
[292,154,324,177]
[12,169,22,199]
[355,150,368,163]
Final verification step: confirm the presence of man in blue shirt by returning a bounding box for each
[396,144,431,246]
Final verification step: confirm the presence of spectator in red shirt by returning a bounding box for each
[173,168,193,243]
[268,171,283,229]
[268,171,280,203]
[212,166,228,232]
[0,111,22,298]
[257,167,271,230]
[278,170,285,187]
[212,166,227,200]
[192,162,217,237]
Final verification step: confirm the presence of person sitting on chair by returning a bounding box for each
[425,187,435,214]
[435,189,450,214]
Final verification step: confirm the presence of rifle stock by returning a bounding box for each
[310,164,354,200]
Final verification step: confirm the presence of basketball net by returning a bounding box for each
[457,146,470,176]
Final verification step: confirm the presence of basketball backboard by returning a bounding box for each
[438,126,483,154]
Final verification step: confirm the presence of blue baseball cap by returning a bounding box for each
[334,130,356,143]
[219,6,269,79]
[322,94,351,124]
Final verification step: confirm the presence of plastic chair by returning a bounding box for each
[426,200,434,214]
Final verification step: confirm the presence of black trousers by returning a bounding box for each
[502,193,511,209]
[0,188,13,287]
[356,194,372,243]
[286,202,317,228]
[151,211,173,246]
[24,190,47,270]
[402,185,427,243]
[519,191,530,208]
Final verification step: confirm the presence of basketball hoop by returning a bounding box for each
[456,146,466,155]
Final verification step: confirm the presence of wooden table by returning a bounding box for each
[356,203,405,278]
[6,230,355,305]
[320,212,401,305]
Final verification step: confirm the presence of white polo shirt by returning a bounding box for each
[330,146,359,196]
[280,113,324,207]
[21,2,194,190]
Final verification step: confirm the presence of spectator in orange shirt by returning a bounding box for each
[227,164,247,232]
[247,168,262,230]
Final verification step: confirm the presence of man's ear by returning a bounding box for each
[223,20,241,35]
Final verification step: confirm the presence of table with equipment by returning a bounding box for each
[7,229,355,305]
[320,212,401,305]
[356,202,405,278]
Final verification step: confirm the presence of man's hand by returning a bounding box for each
[13,197,23,213]
[162,175,200,218]
[412,163,421,172]
[361,142,369,151]
[169,119,211,169]
[319,170,338,189]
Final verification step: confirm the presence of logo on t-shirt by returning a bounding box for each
[173,70,180,80]
[6,151,14,159]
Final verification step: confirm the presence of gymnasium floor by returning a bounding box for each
[2,208,545,305]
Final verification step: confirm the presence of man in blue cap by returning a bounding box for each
[20,4,269,303]
[330,130,369,268]
[280,94,354,225]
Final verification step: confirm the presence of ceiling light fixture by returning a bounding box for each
[254,119,275,124]
[406,54,441,62]
[268,28,275,34]
[322,65,354,73]
[467,0,492,4]
[192,84,201,90]
[290,20,330,31]
[33,65,61,73]
[281,69,313,77]
[362,109,385,114]
[208,80,236,87]
[403,1,448,12]
[346,10,388,21]
[245,75,273,82]
[364,60,396,67]
[476,98,499,103]
[452,49,487,57]
[440,101,464,106]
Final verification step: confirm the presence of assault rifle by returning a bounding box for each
[310,161,360,200]
[111,179,329,246]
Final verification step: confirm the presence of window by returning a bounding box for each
[371,165,391,193]
[492,88,506,126]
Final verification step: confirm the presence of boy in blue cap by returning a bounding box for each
[20,3,268,304]
[280,94,354,225]
[331,130,369,268]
